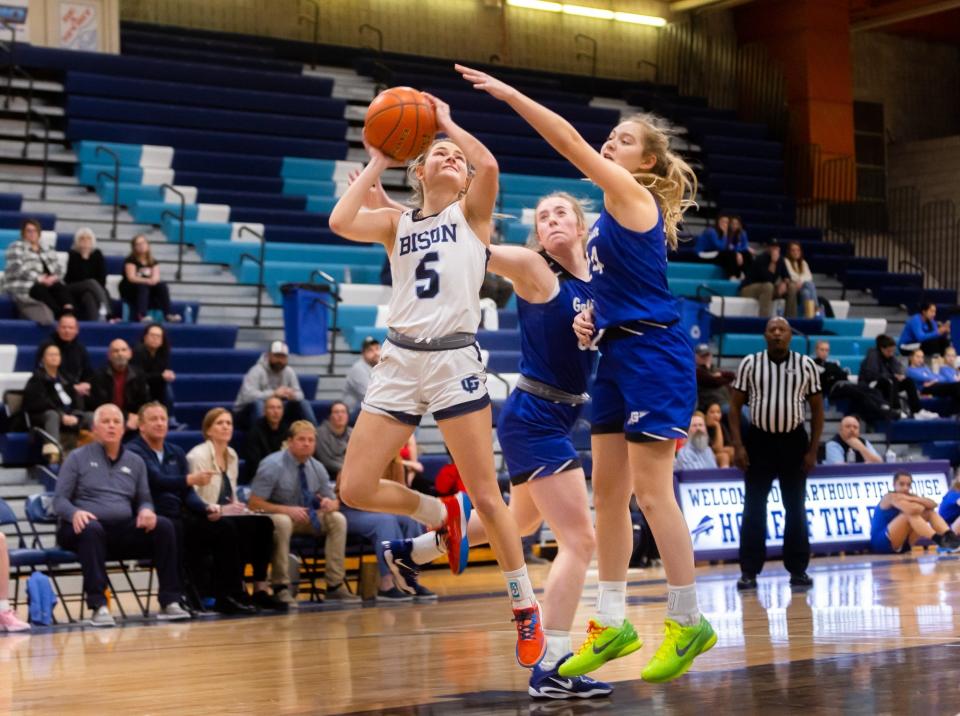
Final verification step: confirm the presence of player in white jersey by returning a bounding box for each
[328,94,546,668]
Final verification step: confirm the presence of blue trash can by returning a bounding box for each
[281,283,332,355]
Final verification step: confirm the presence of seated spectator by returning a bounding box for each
[23,343,93,464]
[314,400,350,481]
[38,314,94,401]
[119,234,180,323]
[694,213,730,255]
[53,404,191,626]
[824,415,882,464]
[814,340,893,424]
[0,532,30,631]
[400,433,427,491]
[906,348,960,410]
[938,473,960,535]
[342,337,380,413]
[784,242,818,318]
[180,407,286,613]
[695,343,735,410]
[241,395,289,485]
[248,421,360,604]
[696,214,752,280]
[704,402,734,468]
[898,302,950,357]
[91,339,151,434]
[859,335,937,420]
[870,470,960,554]
[939,346,960,382]
[675,412,718,471]
[64,227,112,321]
[3,219,78,321]
[234,341,317,427]
[132,324,176,411]
[738,242,793,318]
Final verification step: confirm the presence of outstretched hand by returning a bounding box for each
[455,64,517,102]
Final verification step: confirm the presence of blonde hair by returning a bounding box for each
[623,113,698,250]
[72,227,97,252]
[526,192,590,250]
[287,420,316,440]
[405,138,475,209]
[201,407,231,439]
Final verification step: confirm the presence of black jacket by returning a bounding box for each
[858,348,903,386]
[813,357,849,396]
[741,252,789,289]
[37,333,94,385]
[64,249,107,287]
[131,344,170,403]
[23,370,79,423]
[240,417,288,484]
[90,363,151,418]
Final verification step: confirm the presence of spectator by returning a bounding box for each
[704,402,734,468]
[64,227,112,321]
[37,314,94,397]
[132,323,176,411]
[695,343,735,410]
[814,340,893,424]
[0,533,30,631]
[783,242,818,318]
[738,242,793,318]
[675,412,718,471]
[119,234,180,323]
[241,395,289,485]
[53,404,190,626]
[314,400,350,480]
[823,415,882,464]
[859,335,937,420]
[870,470,960,554]
[90,339,151,433]
[696,214,751,279]
[341,336,380,413]
[234,340,317,427]
[939,346,960,383]
[938,473,960,535]
[399,433,427,491]
[23,343,93,464]
[898,302,951,357]
[906,348,960,411]
[3,218,76,321]
[181,407,286,613]
[248,421,360,604]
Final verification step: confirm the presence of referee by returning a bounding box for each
[729,317,824,591]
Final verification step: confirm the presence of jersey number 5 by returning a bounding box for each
[415,252,440,298]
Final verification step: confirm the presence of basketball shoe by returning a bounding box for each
[528,654,613,699]
[640,615,717,683]
[513,602,547,668]
[383,538,420,594]
[439,491,471,574]
[558,618,642,677]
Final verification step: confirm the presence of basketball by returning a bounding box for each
[363,86,437,162]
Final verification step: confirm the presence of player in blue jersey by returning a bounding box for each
[939,473,960,534]
[384,192,613,699]
[871,470,960,553]
[455,65,715,683]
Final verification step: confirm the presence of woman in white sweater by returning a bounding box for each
[785,241,818,318]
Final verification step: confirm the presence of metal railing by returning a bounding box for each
[298,0,321,68]
[359,23,383,55]
[695,284,725,357]
[238,226,267,327]
[159,184,187,280]
[309,269,340,374]
[94,145,120,239]
[575,34,597,78]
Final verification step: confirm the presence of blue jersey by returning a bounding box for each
[516,254,595,395]
[939,489,960,524]
[586,206,679,329]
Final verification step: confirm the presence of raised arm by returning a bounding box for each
[487,245,558,304]
[328,150,402,250]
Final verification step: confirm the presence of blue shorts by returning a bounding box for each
[871,530,911,555]
[497,388,583,486]
[590,322,696,441]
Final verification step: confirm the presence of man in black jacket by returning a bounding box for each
[240,396,288,484]
[36,314,94,402]
[858,335,936,419]
[90,339,151,433]
[814,340,894,425]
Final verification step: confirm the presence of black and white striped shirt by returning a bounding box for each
[733,351,821,433]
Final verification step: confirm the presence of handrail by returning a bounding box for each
[310,269,341,374]
[0,58,51,199]
[0,19,17,108]
[486,370,512,399]
[159,183,187,280]
[21,104,49,199]
[239,226,267,327]
[94,145,120,239]
[898,259,923,274]
[359,23,384,55]
[695,284,725,358]
[637,59,659,84]
[298,0,321,68]
[575,34,598,77]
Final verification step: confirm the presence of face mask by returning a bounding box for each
[690,432,710,451]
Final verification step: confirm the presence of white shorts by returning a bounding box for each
[361,340,490,425]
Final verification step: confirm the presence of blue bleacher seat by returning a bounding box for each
[0,321,236,348]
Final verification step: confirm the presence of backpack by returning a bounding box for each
[27,571,57,626]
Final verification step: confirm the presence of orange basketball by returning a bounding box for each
[364,86,437,162]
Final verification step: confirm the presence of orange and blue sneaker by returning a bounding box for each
[439,491,471,574]
[640,615,717,683]
[513,602,547,668]
[558,619,642,677]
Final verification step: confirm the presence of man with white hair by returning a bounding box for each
[53,403,190,626]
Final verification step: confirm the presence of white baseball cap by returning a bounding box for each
[269,340,289,356]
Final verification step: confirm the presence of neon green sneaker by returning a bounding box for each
[557,618,643,677]
[640,615,717,683]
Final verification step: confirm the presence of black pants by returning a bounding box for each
[874,377,921,413]
[120,281,172,319]
[900,335,951,357]
[29,281,73,317]
[717,250,752,279]
[183,512,273,599]
[739,426,810,577]
[828,381,892,424]
[57,516,182,609]
[921,381,960,409]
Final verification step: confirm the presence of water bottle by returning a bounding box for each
[97,303,107,322]
[885,448,897,463]
[184,305,194,324]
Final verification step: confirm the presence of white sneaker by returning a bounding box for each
[88,606,116,628]
[914,409,941,420]
[157,602,191,621]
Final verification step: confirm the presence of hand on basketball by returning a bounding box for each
[455,64,516,102]
[421,92,453,133]
[573,309,595,347]
[361,133,405,168]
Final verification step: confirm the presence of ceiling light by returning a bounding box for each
[563,4,614,19]
[506,0,562,11]
[614,11,667,26]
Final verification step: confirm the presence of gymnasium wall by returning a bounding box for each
[887,135,960,204]
[119,0,668,80]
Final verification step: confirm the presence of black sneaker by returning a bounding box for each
[376,587,414,603]
[410,578,438,603]
[736,574,758,591]
[216,595,257,615]
[936,531,960,553]
[252,590,289,612]
[789,572,814,588]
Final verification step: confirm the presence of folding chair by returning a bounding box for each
[0,497,47,609]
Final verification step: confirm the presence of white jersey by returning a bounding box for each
[386,201,487,338]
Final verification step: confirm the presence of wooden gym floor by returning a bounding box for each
[2,553,959,715]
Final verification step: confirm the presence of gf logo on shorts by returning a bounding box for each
[627,411,649,425]
[461,376,481,393]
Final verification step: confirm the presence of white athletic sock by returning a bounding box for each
[541,630,571,671]
[504,566,536,610]
[0,599,9,612]
[666,583,701,626]
[597,581,626,627]
[411,531,446,564]
[410,493,446,528]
